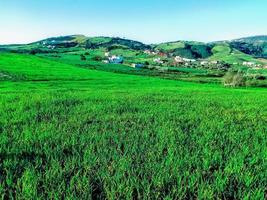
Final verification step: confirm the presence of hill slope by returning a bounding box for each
[229,35,267,58]
[209,43,260,64]
[33,35,150,50]
[153,41,212,59]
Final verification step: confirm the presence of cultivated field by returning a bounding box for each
[0,53,266,199]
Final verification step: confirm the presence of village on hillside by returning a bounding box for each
[101,49,267,71]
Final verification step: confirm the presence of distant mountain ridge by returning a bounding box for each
[34,35,150,50]
[1,34,267,62]
[232,35,267,43]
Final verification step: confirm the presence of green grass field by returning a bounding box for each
[0,53,267,199]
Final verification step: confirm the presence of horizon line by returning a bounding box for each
[1,34,267,46]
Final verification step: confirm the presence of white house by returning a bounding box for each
[183,58,196,62]
[154,58,163,64]
[47,45,55,49]
[243,61,255,66]
[104,52,110,57]
[200,61,208,65]
[175,56,184,63]
[210,61,219,64]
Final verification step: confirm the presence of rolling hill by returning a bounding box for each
[232,35,267,43]
[229,36,267,58]
[208,43,261,64]
[1,35,267,65]
[33,35,150,51]
[153,41,212,59]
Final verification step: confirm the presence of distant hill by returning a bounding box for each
[153,41,212,59]
[232,35,267,43]
[229,35,267,58]
[85,37,151,50]
[33,35,150,50]
[1,34,267,63]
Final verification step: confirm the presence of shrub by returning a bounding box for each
[144,61,150,66]
[223,71,246,87]
[30,50,37,55]
[30,49,43,55]
[245,79,259,87]
[92,56,102,61]
[80,54,86,61]
[232,72,246,87]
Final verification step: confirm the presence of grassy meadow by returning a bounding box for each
[0,53,267,199]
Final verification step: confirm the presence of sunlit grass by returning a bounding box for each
[0,53,266,199]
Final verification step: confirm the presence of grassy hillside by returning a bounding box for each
[154,41,212,59]
[0,53,267,199]
[1,35,267,88]
[230,36,267,58]
[37,51,226,84]
[0,35,150,54]
[209,43,260,64]
[2,35,267,69]
[0,53,101,81]
[154,41,186,51]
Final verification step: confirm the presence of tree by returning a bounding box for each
[144,61,150,66]
[30,49,37,55]
[92,56,102,61]
[80,54,86,61]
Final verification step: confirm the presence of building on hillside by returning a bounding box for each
[183,58,196,62]
[243,61,255,66]
[144,50,158,55]
[174,56,196,64]
[108,55,124,64]
[210,61,219,64]
[132,63,145,68]
[47,45,55,50]
[159,52,167,57]
[200,61,209,65]
[153,58,164,64]
[104,52,110,57]
[174,56,184,63]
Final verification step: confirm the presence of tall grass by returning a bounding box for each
[0,53,266,199]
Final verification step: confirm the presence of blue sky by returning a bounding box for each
[0,0,266,44]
